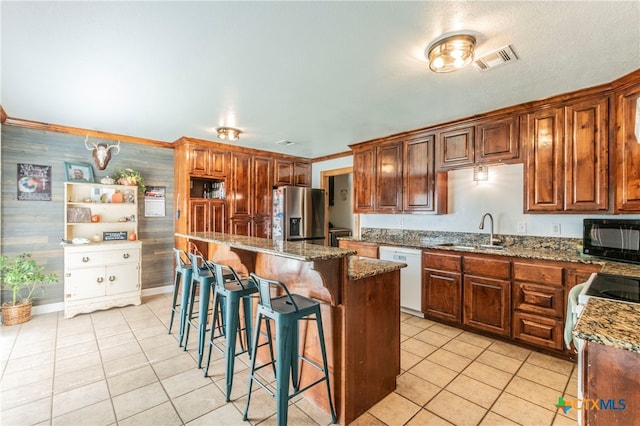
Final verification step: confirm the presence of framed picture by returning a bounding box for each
[64,162,94,182]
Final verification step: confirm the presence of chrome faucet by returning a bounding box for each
[479,213,496,246]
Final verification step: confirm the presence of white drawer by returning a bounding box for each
[66,248,140,268]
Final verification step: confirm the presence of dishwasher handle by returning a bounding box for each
[393,254,407,261]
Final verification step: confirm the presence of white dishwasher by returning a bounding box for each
[379,246,423,318]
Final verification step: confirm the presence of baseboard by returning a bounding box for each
[30,285,173,317]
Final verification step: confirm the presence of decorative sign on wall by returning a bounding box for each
[103,231,128,241]
[17,163,52,201]
[144,186,166,217]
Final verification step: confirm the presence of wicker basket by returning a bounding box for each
[1,300,32,326]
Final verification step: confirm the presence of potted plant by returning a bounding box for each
[0,253,58,325]
[114,168,145,192]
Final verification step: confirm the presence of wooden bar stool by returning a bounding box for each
[183,252,216,368]
[203,260,258,401]
[168,248,193,347]
[243,273,336,426]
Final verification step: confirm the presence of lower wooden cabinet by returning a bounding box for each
[338,240,379,258]
[422,250,462,323]
[512,311,564,350]
[64,242,141,318]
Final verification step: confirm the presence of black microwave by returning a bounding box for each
[583,219,640,263]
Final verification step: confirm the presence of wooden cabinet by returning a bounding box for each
[274,159,312,187]
[229,152,273,237]
[615,80,640,212]
[422,250,462,323]
[63,182,142,318]
[338,239,379,258]
[352,133,446,214]
[524,97,609,213]
[294,161,311,187]
[437,125,475,169]
[463,256,511,336]
[475,115,520,164]
[189,146,228,177]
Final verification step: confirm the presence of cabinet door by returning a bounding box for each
[209,149,228,177]
[274,159,293,186]
[438,125,474,169]
[209,201,226,233]
[230,217,251,236]
[65,267,105,300]
[565,97,609,211]
[252,218,271,239]
[189,146,209,175]
[475,116,519,164]
[376,141,403,212]
[615,82,640,212]
[403,134,436,212]
[524,107,564,212]
[463,275,510,336]
[353,147,376,213]
[422,269,462,323]
[252,155,273,219]
[294,162,311,187]
[189,199,208,232]
[230,153,252,217]
[105,263,140,295]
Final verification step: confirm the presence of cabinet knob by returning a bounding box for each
[82,256,90,263]
[123,253,130,259]
[109,276,116,282]
[97,277,104,283]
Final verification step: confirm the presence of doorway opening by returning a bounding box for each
[320,167,357,246]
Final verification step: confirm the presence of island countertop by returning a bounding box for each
[573,297,640,353]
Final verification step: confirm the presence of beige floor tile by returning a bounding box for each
[144,341,185,363]
[56,330,96,348]
[395,371,441,406]
[233,387,277,423]
[172,383,228,423]
[259,403,317,426]
[0,396,51,426]
[429,323,463,338]
[1,361,54,391]
[1,378,54,411]
[52,380,111,418]
[119,400,182,426]
[55,340,99,361]
[505,376,559,410]
[406,409,454,425]
[161,366,213,399]
[487,341,531,361]
[462,361,513,390]
[11,340,55,358]
[517,362,569,392]
[138,332,179,351]
[454,331,494,349]
[187,402,249,425]
[401,322,423,337]
[401,349,423,371]
[442,338,485,359]
[94,323,131,339]
[368,391,421,426]
[445,374,501,409]
[55,349,102,375]
[107,365,159,396]
[408,358,458,388]
[401,337,438,358]
[97,330,137,351]
[414,328,453,347]
[103,352,149,377]
[403,315,436,329]
[100,340,144,362]
[54,363,105,394]
[527,351,575,375]
[52,399,115,426]
[112,382,169,421]
[476,349,524,374]
[132,324,169,341]
[565,377,578,398]
[400,312,413,321]
[480,411,520,425]
[5,350,55,373]
[350,412,387,425]
[428,348,473,372]
[492,392,556,425]
[554,412,578,425]
[294,396,335,425]
[426,390,487,425]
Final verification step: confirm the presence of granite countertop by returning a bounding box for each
[573,297,640,353]
[176,232,356,262]
[348,256,406,280]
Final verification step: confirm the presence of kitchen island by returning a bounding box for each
[175,232,406,424]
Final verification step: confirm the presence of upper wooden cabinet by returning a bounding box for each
[437,125,474,169]
[189,146,228,177]
[615,79,640,212]
[352,133,446,214]
[273,159,312,187]
[475,115,520,164]
[293,161,311,187]
[524,97,609,213]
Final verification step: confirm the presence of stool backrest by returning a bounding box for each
[173,248,190,270]
[249,273,299,311]
[188,252,208,279]
[205,260,251,290]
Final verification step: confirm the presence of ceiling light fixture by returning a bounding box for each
[216,127,242,141]
[427,34,476,73]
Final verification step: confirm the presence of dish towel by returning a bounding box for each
[564,283,585,350]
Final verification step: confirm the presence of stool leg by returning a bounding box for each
[275,318,293,426]
[242,296,253,357]
[316,311,337,423]
[183,277,198,351]
[204,289,222,378]
[243,312,263,421]
[178,269,192,347]
[223,293,241,401]
[168,270,181,335]
[197,278,211,368]
[291,321,300,391]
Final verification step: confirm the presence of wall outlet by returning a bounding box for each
[552,223,561,235]
[517,222,527,234]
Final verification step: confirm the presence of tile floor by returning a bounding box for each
[0,293,579,425]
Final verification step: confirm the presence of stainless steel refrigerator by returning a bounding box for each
[272,186,325,245]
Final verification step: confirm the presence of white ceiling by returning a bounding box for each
[2,1,639,158]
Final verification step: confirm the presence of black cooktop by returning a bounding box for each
[584,273,640,304]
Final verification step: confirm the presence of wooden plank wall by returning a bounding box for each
[1,125,175,307]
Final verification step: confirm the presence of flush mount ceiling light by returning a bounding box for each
[216,127,242,141]
[426,34,476,73]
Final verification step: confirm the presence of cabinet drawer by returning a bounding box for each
[423,251,461,272]
[512,311,563,350]
[464,256,511,279]
[67,249,140,268]
[513,282,564,318]
[513,261,563,286]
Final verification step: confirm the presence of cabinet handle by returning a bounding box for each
[97,277,104,283]
[109,276,116,282]
[82,256,90,263]
[123,253,130,259]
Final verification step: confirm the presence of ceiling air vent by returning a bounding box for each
[473,45,518,71]
[275,140,295,146]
